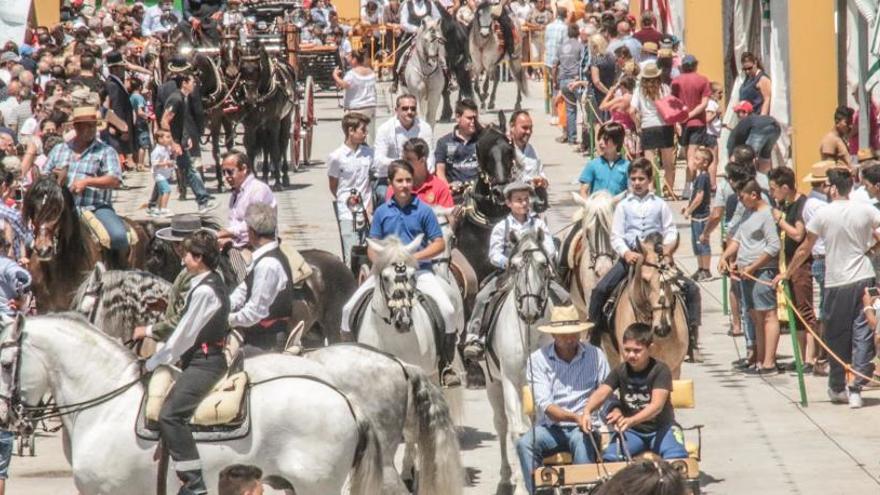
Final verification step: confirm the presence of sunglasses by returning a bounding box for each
[398,106,417,112]
[222,168,237,176]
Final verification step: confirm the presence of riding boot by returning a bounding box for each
[176,469,208,495]
[439,333,462,388]
[686,325,702,363]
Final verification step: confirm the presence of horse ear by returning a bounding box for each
[366,238,385,255]
[404,234,424,254]
[571,191,589,208]
[498,111,506,134]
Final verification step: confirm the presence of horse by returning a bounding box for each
[432,206,470,326]
[401,19,446,128]
[143,235,356,347]
[481,229,554,493]
[469,0,528,111]
[435,2,475,122]
[191,53,238,193]
[455,120,519,282]
[304,343,463,495]
[239,45,295,190]
[22,177,148,313]
[568,191,619,318]
[608,232,689,378]
[0,314,383,495]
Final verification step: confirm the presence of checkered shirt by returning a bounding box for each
[42,138,122,209]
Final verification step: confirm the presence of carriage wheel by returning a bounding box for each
[303,76,316,166]
[290,102,302,173]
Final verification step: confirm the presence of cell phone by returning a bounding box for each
[868,287,880,298]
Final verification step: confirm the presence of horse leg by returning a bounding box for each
[481,72,491,110]
[269,127,283,191]
[440,89,453,123]
[489,66,500,111]
[487,379,513,489]
[501,375,528,492]
[279,115,292,187]
[401,439,417,492]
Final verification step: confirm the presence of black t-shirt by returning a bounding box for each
[604,357,675,433]
[692,172,711,219]
[779,194,807,261]
[165,91,188,144]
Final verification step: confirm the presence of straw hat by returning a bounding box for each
[537,306,594,335]
[801,160,836,183]
[155,214,216,242]
[70,106,101,124]
[640,62,661,79]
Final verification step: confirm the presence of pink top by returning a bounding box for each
[228,174,278,247]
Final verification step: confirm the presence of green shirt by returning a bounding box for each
[150,269,194,341]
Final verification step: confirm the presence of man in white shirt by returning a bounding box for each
[0,80,20,129]
[508,110,549,212]
[229,203,296,353]
[329,112,375,265]
[781,167,880,408]
[373,94,433,200]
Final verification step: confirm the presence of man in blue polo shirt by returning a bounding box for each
[435,99,481,194]
[341,159,461,386]
[578,122,630,198]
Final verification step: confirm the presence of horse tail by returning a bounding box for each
[348,402,384,495]
[407,364,464,495]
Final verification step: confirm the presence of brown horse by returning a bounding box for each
[568,191,619,318]
[22,177,147,313]
[606,233,688,378]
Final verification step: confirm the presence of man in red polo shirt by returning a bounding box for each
[385,137,454,207]
[671,54,712,199]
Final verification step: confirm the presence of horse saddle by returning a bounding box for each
[348,288,445,347]
[279,244,314,286]
[81,210,139,250]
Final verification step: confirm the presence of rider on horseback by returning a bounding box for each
[463,181,556,360]
[436,99,481,193]
[144,229,230,495]
[391,0,446,93]
[341,160,461,386]
[587,158,702,347]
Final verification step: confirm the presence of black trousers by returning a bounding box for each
[159,352,227,467]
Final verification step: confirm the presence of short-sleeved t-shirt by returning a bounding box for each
[631,84,670,129]
[589,54,617,99]
[557,38,584,81]
[578,155,629,196]
[779,195,807,261]
[164,91,188,144]
[434,129,479,183]
[370,196,443,269]
[807,199,880,288]
[604,358,674,433]
[671,72,711,128]
[691,172,711,219]
[328,143,374,221]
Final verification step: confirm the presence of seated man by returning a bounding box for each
[516,305,609,495]
[580,322,689,462]
[587,158,701,345]
[462,182,555,360]
[341,160,460,386]
[228,203,296,354]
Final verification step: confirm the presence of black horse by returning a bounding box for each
[454,113,518,282]
[435,1,475,122]
[239,46,296,190]
[191,53,238,192]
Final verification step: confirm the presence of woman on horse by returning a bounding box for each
[143,229,230,495]
[341,160,461,386]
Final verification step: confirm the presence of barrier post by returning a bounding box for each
[782,281,809,407]
[721,221,729,315]
[543,67,551,114]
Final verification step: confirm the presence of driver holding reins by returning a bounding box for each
[587,158,702,349]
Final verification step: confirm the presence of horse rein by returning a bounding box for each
[513,247,550,325]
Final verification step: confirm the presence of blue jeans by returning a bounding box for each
[337,215,359,266]
[603,423,688,462]
[176,150,209,204]
[517,424,599,494]
[91,205,129,251]
[0,429,13,479]
[559,79,578,142]
[811,257,826,318]
[733,279,757,347]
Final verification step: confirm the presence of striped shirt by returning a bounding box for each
[42,138,122,209]
[543,19,568,68]
[527,342,610,427]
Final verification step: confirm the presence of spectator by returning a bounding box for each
[599,75,637,151]
[588,34,616,122]
[630,62,676,194]
[703,81,723,188]
[556,24,585,145]
[671,54,711,199]
[607,20,641,62]
[543,7,568,86]
[129,77,151,172]
[149,130,176,217]
[332,49,377,145]
[682,147,713,281]
[727,101,781,173]
[739,51,772,116]
[819,105,854,166]
[578,121,629,197]
[639,41,658,71]
[328,112,374,265]
[719,179,781,375]
[633,10,663,45]
[0,81,19,130]
[101,51,135,167]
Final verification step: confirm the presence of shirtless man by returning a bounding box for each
[819,106,854,167]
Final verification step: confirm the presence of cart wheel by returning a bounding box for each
[303,76,315,166]
[290,103,302,173]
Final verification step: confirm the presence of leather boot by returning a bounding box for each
[176,469,208,495]
[439,333,461,388]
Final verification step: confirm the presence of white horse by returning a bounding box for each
[469,0,528,110]
[0,314,382,495]
[568,191,620,318]
[305,343,462,495]
[433,206,466,333]
[402,19,446,128]
[482,230,553,493]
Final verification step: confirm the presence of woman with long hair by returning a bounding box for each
[739,51,772,116]
[599,74,638,156]
[332,48,378,144]
[630,62,675,194]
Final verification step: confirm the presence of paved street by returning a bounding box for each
[8,81,880,494]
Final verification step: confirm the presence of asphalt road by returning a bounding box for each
[8,80,880,494]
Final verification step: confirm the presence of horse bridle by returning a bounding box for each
[375,262,417,328]
[513,247,551,325]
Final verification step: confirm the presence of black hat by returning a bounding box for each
[105,51,125,68]
[166,55,192,74]
[155,214,215,242]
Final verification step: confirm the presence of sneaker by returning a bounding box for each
[848,387,863,409]
[146,207,160,217]
[827,388,848,404]
[463,340,485,361]
[197,199,217,214]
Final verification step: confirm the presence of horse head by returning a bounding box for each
[507,229,551,325]
[636,232,676,338]
[476,125,517,206]
[418,19,445,63]
[367,235,423,332]
[571,191,620,277]
[22,177,75,262]
[475,1,494,38]
[191,53,223,103]
[239,44,269,101]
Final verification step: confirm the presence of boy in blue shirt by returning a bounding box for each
[578,122,630,198]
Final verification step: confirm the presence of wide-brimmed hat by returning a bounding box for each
[642,42,658,55]
[71,106,101,123]
[537,306,594,335]
[802,160,837,183]
[155,214,215,242]
[105,51,126,68]
[640,62,661,79]
[503,181,532,198]
[166,55,192,74]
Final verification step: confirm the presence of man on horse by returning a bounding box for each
[374,94,434,203]
[390,0,444,94]
[341,160,461,386]
[435,98,481,193]
[385,137,454,207]
[463,181,556,360]
[42,105,129,267]
[509,110,549,211]
[144,229,230,495]
[516,305,610,495]
[229,203,297,353]
[587,158,702,347]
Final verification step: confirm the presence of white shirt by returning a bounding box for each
[400,0,440,33]
[851,185,877,205]
[489,214,556,269]
[342,70,377,110]
[706,99,722,136]
[150,144,175,180]
[802,194,827,257]
[509,0,532,25]
[373,116,434,176]
[146,271,222,371]
[328,143,374,220]
[630,84,671,129]
[611,192,678,257]
[229,241,290,329]
[515,143,545,181]
[0,97,17,127]
[806,199,880,288]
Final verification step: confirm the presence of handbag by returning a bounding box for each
[655,95,690,125]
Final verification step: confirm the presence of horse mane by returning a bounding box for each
[495,4,516,57]
[370,236,418,275]
[579,191,615,238]
[23,177,89,269]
